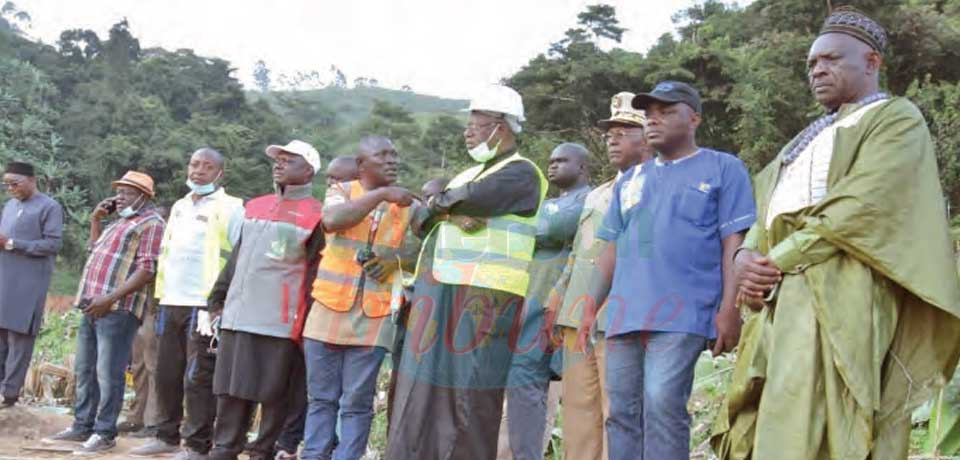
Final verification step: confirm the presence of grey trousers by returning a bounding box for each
[0,328,37,399]
[128,305,158,426]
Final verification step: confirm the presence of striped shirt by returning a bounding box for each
[76,204,165,318]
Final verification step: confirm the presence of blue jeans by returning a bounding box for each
[72,311,141,439]
[604,331,705,460]
[302,339,385,460]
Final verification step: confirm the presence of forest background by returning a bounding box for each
[2,0,959,455]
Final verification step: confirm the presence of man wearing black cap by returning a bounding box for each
[0,161,63,409]
[712,8,960,459]
[584,81,756,459]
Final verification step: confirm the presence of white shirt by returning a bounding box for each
[766,100,886,228]
[159,189,243,306]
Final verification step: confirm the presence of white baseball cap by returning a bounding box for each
[265,140,321,173]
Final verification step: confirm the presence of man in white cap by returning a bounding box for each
[386,85,548,460]
[205,140,325,460]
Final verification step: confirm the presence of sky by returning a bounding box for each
[15,0,714,99]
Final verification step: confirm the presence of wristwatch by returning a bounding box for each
[4,239,13,251]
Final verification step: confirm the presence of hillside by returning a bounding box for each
[248,86,468,127]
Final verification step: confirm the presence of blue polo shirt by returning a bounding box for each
[597,148,756,339]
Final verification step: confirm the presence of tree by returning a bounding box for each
[1,2,31,35]
[330,65,347,88]
[577,4,626,43]
[253,59,270,93]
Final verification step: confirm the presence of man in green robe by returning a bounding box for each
[712,8,960,459]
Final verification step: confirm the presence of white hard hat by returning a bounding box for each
[465,84,525,122]
[265,140,322,173]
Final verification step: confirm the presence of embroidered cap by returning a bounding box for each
[820,6,887,53]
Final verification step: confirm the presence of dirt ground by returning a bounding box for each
[0,404,251,460]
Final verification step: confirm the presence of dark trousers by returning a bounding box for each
[211,393,301,460]
[211,351,306,460]
[154,306,217,453]
[0,327,36,399]
[275,393,307,453]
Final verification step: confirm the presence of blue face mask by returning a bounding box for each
[186,172,221,196]
[118,195,144,218]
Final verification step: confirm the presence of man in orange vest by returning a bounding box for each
[300,136,415,460]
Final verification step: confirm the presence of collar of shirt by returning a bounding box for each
[655,148,702,167]
[188,186,225,203]
[559,183,591,197]
[275,182,314,200]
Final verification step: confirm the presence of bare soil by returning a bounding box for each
[0,405,245,460]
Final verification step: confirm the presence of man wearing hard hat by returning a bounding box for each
[385,85,547,460]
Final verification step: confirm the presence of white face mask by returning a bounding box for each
[467,124,501,163]
[186,171,221,196]
[118,195,144,218]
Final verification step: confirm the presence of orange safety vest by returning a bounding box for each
[311,181,411,318]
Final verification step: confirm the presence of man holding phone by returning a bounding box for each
[44,171,165,455]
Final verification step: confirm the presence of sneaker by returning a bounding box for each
[173,447,209,460]
[118,420,144,433]
[129,439,180,456]
[72,433,116,455]
[41,427,91,444]
[275,448,298,460]
[130,426,159,438]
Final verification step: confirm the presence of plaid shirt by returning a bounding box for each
[76,204,165,318]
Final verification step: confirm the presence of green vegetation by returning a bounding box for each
[250,86,467,127]
[4,0,960,456]
[49,267,80,296]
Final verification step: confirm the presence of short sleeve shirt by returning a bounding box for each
[597,149,756,339]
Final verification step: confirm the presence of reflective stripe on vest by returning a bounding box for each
[311,181,411,318]
[430,152,548,296]
[155,192,240,300]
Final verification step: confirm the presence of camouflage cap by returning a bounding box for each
[597,92,647,129]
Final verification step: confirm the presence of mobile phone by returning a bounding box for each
[104,199,118,214]
[76,297,91,310]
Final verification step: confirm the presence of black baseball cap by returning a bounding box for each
[632,81,702,114]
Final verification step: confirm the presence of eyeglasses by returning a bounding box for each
[465,121,501,133]
[2,181,23,189]
[602,131,646,142]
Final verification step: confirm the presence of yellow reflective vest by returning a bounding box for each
[430,152,548,296]
[154,189,242,302]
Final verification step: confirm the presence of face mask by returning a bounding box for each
[186,172,221,196]
[467,124,502,163]
[118,195,144,218]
